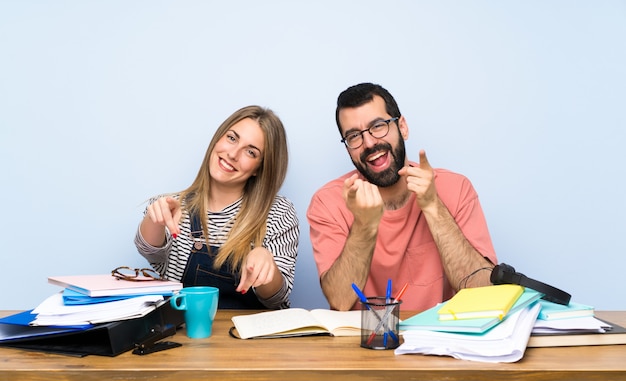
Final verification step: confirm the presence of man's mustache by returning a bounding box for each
[360,143,392,162]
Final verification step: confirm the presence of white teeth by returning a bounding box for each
[368,151,386,162]
[220,158,234,170]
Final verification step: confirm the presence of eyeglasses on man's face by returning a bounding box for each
[340,117,399,149]
[111,266,162,281]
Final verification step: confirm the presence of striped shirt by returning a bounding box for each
[134,194,299,309]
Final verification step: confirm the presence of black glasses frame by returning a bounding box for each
[340,117,399,149]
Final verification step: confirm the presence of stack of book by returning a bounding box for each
[27,274,183,326]
[397,285,626,361]
[396,284,543,363]
[528,299,626,347]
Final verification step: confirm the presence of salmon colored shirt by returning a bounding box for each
[307,165,497,311]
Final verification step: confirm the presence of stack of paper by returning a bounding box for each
[30,292,164,326]
[396,286,542,363]
[25,273,183,326]
[533,315,606,334]
[395,303,540,362]
[396,302,541,363]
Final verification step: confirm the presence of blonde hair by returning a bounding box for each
[179,105,289,272]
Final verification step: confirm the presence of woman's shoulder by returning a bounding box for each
[271,194,296,210]
[267,195,299,232]
[268,194,298,219]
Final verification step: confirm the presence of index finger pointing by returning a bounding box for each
[419,149,432,170]
[237,265,254,294]
[164,197,181,235]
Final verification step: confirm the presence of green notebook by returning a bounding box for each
[400,288,542,334]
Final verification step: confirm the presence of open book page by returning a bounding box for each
[310,309,361,336]
[232,308,331,339]
[231,308,361,339]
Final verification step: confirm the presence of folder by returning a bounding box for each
[61,288,175,305]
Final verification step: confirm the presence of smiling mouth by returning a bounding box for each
[367,151,388,168]
[219,158,236,172]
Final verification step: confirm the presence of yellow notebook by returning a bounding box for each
[437,284,525,321]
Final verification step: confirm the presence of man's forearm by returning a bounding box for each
[320,222,378,310]
[422,198,494,290]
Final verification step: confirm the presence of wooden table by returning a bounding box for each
[1,310,625,380]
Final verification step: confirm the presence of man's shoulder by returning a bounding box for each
[433,168,479,203]
[434,168,472,184]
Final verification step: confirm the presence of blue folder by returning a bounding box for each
[62,288,175,305]
[0,310,91,343]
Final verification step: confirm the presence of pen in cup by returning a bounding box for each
[352,283,399,344]
[386,279,392,303]
[365,282,408,345]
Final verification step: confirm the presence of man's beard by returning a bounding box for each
[351,140,406,188]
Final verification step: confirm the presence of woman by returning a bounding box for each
[134,105,299,309]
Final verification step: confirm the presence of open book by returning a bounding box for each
[231,308,361,339]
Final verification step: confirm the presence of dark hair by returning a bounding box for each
[335,83,402,135]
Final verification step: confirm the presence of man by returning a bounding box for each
[307,83,498,311]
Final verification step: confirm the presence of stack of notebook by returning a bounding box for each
[397,284,625,361]
[400,285,541,334]
[396,284,542,363]
[528,299,626,347]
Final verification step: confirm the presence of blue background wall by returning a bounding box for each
[1,1,624,310]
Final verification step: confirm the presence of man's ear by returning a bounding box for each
[398,116,409,140]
